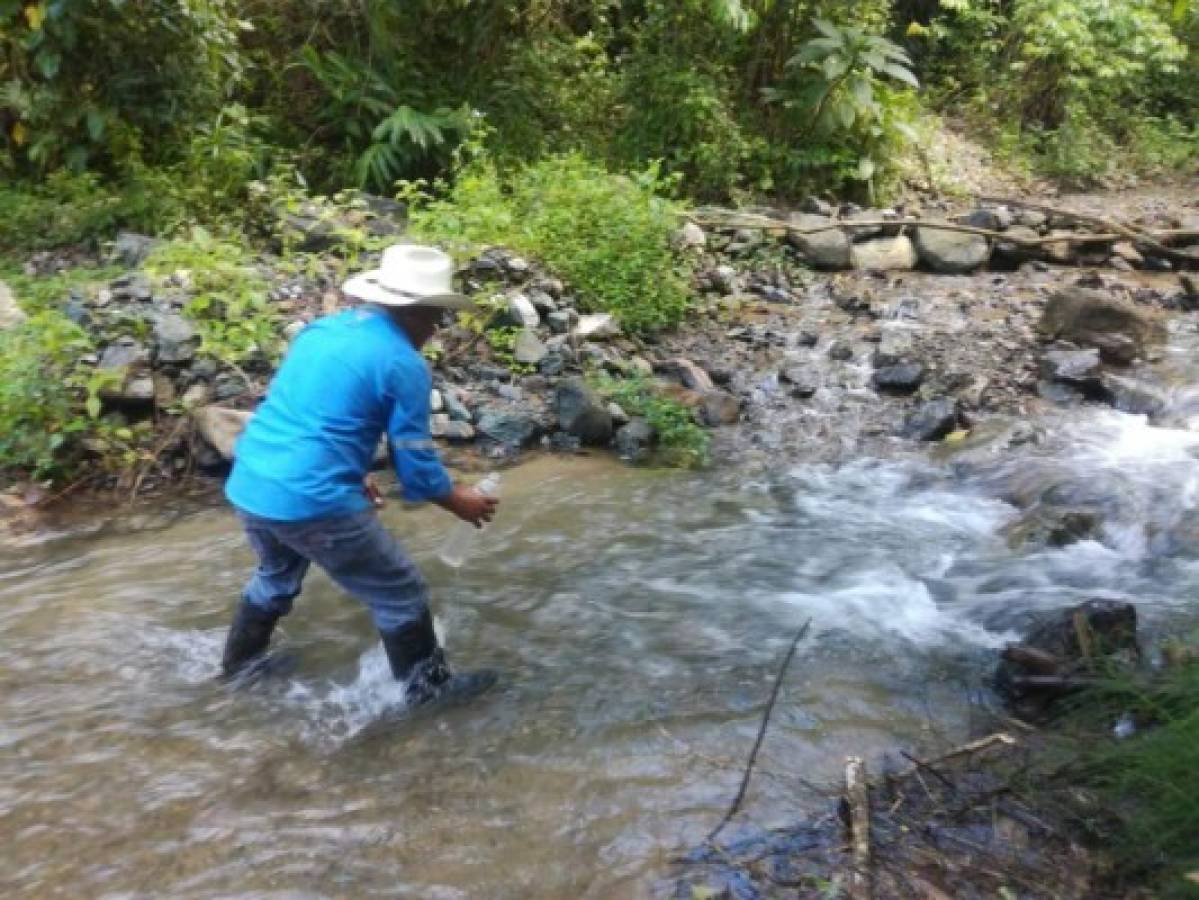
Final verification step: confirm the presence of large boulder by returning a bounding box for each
[0,279,26,330]
[1037,288,1167,364]
[554,377,613,446]
[850,235,916,271]
[192,405,252,460]
[786,213,851,270]
[474,406,542,450]
[914,226,990,273]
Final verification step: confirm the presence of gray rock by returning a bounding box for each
[180,382,212,410]
[780,366,820,398]
[441,421,476,441]
[850,235,917,271]
[191,405,252,460]
[99,337,150,370]
[574,313,620,340]
[1014,209,1048,230]
[526,289,557,314]
[993,225,1043,267]
[962,208,1010,232]
[475,407,541,449]
[1100,373,1167,416]
[443,391,472,422]
[538,352,566,377]
[787,213,851,270]
[495,383,524,402]
[513,328,548,365]
[828,341,854,362]
[670,358,715,392]
[0,279,26,330]
[555,377,613,446]
[676,221,707,249]
[914,226,990,273]
[429,413,452,437]
[607,402,630,427]
[615,418,655,462]
[507,294,540,328]
[900,398,959,441]
[212,372,249,401]
[430,389,444,413]
[110,273,153,303]
[152,312,198,363]
[700,389,741,426]
[1037,288,1167,364]
[110,232,159,267]
[546,310,572,334]
[711,265,738,293]
[1040,348,1102,390]
[799,196,835,216]
[872,362,925,393]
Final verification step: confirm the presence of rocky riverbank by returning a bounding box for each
[1,185,1197,534]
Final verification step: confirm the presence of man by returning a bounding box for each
[220,243,498,706]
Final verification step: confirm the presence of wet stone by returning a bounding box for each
[828,341,854,362]
[900,397,959,441]
[99,337,150,370]
[615,418,654,462]
[152,312,198,364]
[872,362,925,394]
[1040,348,1101,389]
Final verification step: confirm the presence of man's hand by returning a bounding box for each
[436,483,499,528]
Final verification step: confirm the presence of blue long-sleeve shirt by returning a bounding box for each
[224,306,452,521]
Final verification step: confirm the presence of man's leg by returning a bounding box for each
[222,514,311,678]
[288,510,495,704]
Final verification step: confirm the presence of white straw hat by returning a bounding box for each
[341,244,475,310]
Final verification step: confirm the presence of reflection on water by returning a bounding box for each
[2,413,1198,897]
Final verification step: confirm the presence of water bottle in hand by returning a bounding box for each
[439,473,501,568]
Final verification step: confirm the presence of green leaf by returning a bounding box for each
[854,157,876,181]
[85,109,105,141]
[812,18,841,41]
[881,62,919,88]
[85,395,101,418]
[34,49,60,79]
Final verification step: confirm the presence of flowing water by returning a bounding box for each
[5,376,1199,897]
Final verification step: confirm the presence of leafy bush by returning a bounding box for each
[143,231,279,365]
[594,375,710,468]
[0,171,123,251]
[0,312,93,479]
[408,151,691,334]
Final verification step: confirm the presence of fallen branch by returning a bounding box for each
[129,417,190,504]
[845,756,872,900]
[894,732,1018,780]
[980,196,1199,265]
[685,207,1199,251]
[705,617,812,844]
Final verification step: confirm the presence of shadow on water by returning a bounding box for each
[3,407,1199,896]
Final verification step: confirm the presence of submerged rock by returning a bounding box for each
[900,397,958,441]
[1037,287,1167,364]
[1039,348,1102,391]
[700,389,741,426]
[474,407,542,450]
[615,417,654,462]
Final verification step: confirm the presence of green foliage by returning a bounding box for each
[0,311,92,479]
[0,0,246,174]
[594,375,710,468]
[764,18,920,188]
[1065,659,1199,897]
[297,47,473,192]
[0,170,123,251]
[143,231,279,365]
[0,260,123,315]
[408,151,691,334]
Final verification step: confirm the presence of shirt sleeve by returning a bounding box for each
[387,354,453,503]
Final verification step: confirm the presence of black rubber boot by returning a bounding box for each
[379,609,497,707]
[221,599,281,679]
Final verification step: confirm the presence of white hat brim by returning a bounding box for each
[342,271,477,311]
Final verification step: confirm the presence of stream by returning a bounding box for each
[5,357,1199,897]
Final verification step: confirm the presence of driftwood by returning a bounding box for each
[845,756,872,900]
[896,732,1018,780]
[685,208,1199,251]
[705,617,812,843]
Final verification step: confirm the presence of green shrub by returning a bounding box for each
[594,375,709,468]
[408,151,691,334]
[0,171,124,252]
[0,312,93,479]
[143,231,279,365]
[1068,660,1199,898]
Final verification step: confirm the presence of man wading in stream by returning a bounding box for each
[220,244,498,706]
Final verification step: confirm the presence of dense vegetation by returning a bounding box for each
[0,0,1197,483]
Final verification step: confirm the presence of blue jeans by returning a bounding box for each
[237,508,430,632]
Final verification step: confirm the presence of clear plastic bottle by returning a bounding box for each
[438,472,501,568]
